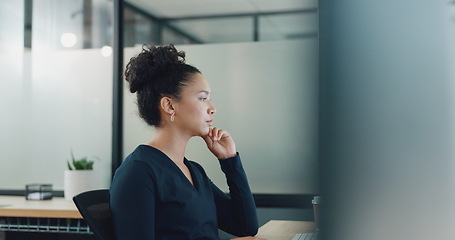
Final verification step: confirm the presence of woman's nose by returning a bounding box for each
[208,102,216,115]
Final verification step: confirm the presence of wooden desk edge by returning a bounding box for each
[0,209,82,219]
[256,220,317,240]
[0,196,83,219]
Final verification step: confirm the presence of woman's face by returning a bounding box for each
[173,73,216,137]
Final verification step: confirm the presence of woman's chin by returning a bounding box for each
[200,127,210,136]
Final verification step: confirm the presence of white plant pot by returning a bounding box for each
[64,170,97,200]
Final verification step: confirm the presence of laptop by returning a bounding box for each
[291,232,320,240]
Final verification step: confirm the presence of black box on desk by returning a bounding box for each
[25,184,53,200]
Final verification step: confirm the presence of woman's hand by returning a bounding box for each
[202,127,237,159]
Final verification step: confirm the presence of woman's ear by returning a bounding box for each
[160,96,175,115]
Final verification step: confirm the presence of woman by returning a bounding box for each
[110,44,264,240]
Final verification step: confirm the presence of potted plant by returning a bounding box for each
[64,150,98,200]
[67,151,94,171]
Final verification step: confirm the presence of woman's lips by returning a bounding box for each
[206,120,213,126]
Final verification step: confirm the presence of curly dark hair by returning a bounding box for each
[125,44,201,127]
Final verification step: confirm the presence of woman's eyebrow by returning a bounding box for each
[199,90,210,95]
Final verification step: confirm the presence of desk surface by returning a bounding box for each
[0,196,313,238]
[0,195,82,219]
[256,220,317,240]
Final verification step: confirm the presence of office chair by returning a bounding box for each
[73,189,116,240]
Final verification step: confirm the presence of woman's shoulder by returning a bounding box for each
[111,145,168,185]
[115,145,170,172]
[128,145,167,162]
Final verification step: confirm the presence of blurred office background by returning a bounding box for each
[0,0,318,238]
[3,1,454,240]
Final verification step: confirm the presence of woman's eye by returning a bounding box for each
[200,98,207,101]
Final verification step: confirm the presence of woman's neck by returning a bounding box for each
[147,127,190,165]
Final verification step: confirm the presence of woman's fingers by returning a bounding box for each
[203,126,237,159]
[209,127,229,142]
[211,127,218,140]
[209,127,218,141]
[217,129,229,141]
[202,134,212,144]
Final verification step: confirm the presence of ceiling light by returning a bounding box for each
[101,45,113,57]
[61,33,77,48]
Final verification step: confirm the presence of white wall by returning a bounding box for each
[0,49,113,190]
[123,39,319,194]
[0,0,23,54]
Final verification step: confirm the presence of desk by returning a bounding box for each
[0,196,90,235]
[256,220,317,240]
[0,196,82,219]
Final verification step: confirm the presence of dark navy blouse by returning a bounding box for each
[109,145,258,240]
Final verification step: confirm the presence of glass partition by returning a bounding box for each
[123,1,317,46]
[122,40,319,194]
[0,0,113,190]
[259,13,318,41]
[124,6,156,47]
[167,17,254,43]
[120,1,320,194]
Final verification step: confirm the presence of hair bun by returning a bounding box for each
[125,44,186,93]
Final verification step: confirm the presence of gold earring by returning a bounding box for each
[171,112,175,122]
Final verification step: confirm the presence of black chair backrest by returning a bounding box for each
[73,189,115,240]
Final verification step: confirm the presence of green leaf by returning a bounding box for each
[87,161,94,170]
[71,149,75,162]
[67,160,73,170]
[68,149,95,170]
